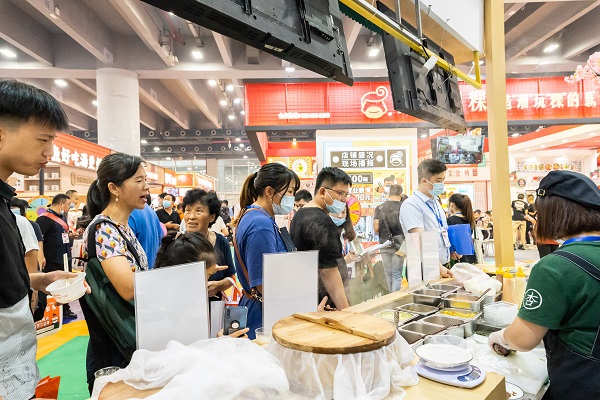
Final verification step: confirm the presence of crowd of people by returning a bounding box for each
[3,80,600,399]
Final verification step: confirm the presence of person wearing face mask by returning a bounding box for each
[232,163,299,340]
[291,167,352,310]
[36,193,78,320]
[156,194,181,234]
[488,171,600,399]
[399,159,453,282]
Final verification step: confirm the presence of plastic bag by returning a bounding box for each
[451,263,491,285]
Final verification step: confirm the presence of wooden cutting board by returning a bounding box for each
[272,311,396,354]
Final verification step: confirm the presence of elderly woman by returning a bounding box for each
[488,170,600,399]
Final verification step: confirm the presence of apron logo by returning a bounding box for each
[523,289,543,310]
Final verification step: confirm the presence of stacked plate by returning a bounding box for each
[483,302,518,327]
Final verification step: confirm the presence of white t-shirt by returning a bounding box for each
[210,216,227,234]
[15,215,39,253]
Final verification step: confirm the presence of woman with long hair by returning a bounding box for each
[446,193,477,264]
[232,163,299,339]
[489,171,600,398]
[180,189,236,300]
[81,152,150,393]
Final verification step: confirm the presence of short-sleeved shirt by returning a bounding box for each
[155,208,181,233]
[37,209,70,264]
[290,207,348,306]
[128,205,164,269]
[15,215,39,253]
[518,242,600,356]
[400,190,450,264]
[210,216,227,234]
[373,200,403,244]
[29,221,43,242]
[0,179,30,308]
[84,215,149,272]
[527,203,537,219]
[511,200,527,221]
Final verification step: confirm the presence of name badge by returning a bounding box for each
[441,230,451,248]
[62,232,70,244]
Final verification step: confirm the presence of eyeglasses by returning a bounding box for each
[323,187,350,200]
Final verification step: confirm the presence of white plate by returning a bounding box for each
[506,382,524,399]
[416,344,473,369]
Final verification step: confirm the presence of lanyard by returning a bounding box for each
[563,236,600,245]
[420,197,444,229]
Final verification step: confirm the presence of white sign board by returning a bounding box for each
[263,251,319,330]
[135,262,209,351]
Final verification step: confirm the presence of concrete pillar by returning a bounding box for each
[96,68,141,155]
[206,158,218,178]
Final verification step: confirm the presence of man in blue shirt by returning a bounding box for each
[400,159,453,280]
[129,195,164,268]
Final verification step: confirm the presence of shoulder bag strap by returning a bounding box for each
[551,250,600,282]
[232,208,261,289]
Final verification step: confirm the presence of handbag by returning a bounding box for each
[80,218,142,360]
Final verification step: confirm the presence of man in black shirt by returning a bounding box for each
[373,184,404,293]
[0,79,82,399]
[290,167,351,310]
[525,194,536,248]
[155,193,181,233]
[37,193,77,319]
[511,193,527,250]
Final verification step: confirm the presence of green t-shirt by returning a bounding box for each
[518,242,600,357]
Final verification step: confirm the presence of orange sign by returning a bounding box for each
[51,133,111,170]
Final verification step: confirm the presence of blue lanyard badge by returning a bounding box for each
[563,236,600,245]
[423,199,444,229]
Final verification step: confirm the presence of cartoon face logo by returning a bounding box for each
[389,151,404,167]
[361,86,389,119]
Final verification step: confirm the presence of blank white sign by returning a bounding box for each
[263,250,318,330]
[135,262,209,352]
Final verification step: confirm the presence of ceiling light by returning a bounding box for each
[233,98,241,104]
[292,138,297,145]
[235,137,241,142]
[368,48,379,57]
[168,11,175,16]
[187,167,192,171]
[240,110,246,115]
[543,43,559,53]
[92,100,98,106]
[525,149,530,152]
[508,10,517,17]
[540,145,546,148]
[472,60,484,66]
[191,50,203,60]
[243,155,248,159]
[165,156,172,160]
[511,133,520,138]
[562,139,568,143]
[240,143,245,148]
[219,100,227,106]
[141,139,148,144]
[420,134,428,138]
[0,48,17,59]
[154,146,160,151]
[285,66,295,73]
[226,84,234,92]
[228,114,235,120]
[208,79,217,87]
[54,79,68,88]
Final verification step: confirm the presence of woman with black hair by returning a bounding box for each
[181,189,236,301]
[81,152,150,392]
[232,163,299,339]
[446,193,477,264]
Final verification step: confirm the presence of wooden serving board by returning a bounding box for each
[272,311,396,354]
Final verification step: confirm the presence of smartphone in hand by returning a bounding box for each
[223,306,248,335]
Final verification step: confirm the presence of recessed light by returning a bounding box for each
[208,79,217,87]
[54,79,68,88]
[141,139,148,144]
[243,155,248,159]
[235,137,241,142]
[368,48,379,57]
[285,66,295,73]
[240,110,246,115]
[168,11,175,16]
[544,43,559,53]
[420,134,428,138]
[154,146,160,152]
[511,133,520,138]
[219,100,227,106]
[187,167,192,170]
[191,50,203,60]
[165,156,172,160]
[228,114,235,120]
[0,48,17,59]
[226,84,234,92]
[233,98,241,104]
[240,143,245,148]
[92,100,98,106]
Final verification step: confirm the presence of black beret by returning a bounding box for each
[537,170,600,210]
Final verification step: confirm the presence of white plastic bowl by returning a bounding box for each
[46,272,86,303]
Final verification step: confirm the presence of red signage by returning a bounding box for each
[51,133,111,171]
[244,77,600,128]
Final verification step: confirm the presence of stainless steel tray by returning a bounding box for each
[396,302,439,317]
[427,284,460,294]
[421,315,466,338]
[435,308,482,337]
[400,321,446,336]
[441,293,484,312]
[412,288,447,306]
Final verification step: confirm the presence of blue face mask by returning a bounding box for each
[11,208,21,216]
[273,194,294,215]
[330,216,345,226]
[163,200,172,208]
[325,190,346,214]
[426,180,445,197]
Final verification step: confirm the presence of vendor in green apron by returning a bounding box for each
[488,170,600,399]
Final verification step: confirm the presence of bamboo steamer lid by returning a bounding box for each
[272,311,396,354]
